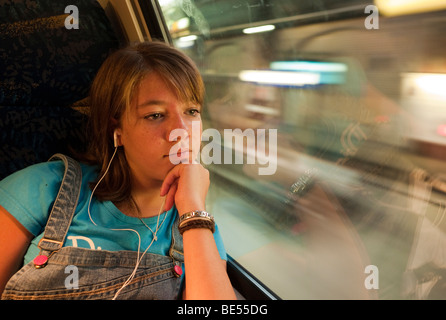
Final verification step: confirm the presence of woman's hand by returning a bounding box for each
[160,162,210,214]
[160,163,236,299]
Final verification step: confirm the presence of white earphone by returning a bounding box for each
[113,130,119,148]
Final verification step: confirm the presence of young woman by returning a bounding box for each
[0,41,236,300]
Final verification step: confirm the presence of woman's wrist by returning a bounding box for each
[178,210,215,235]
[177,202,206,217]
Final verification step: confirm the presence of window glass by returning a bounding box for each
[158,0,446,299]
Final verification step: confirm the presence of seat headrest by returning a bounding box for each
[0,0,120,107]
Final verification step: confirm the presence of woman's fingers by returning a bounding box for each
[160,163,209,214]
[163,180,177,212]
[160,164,181,197]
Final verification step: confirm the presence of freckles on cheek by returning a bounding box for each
[144,138,166,158]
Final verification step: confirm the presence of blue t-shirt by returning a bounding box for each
[0,160,227,266]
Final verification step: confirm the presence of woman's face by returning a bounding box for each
[118,72,202,188]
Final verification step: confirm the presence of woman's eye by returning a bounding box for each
[144,113,163,120]
[187,108,201,116]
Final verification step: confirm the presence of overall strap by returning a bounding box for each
[169,214,184,263]
[36,154,82,261]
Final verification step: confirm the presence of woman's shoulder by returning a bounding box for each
[1,156,96,186]
[0,156,97,236]
[0,160,65,186]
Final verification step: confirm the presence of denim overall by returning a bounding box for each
[1,154,184,300]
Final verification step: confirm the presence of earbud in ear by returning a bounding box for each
[113,130,119,148]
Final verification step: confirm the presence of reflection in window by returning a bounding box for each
[159,0,446,299]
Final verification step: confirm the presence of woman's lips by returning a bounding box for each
[164,149,191,159]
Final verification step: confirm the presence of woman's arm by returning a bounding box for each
[182,228,235,299]
[0,205,33,296]
[161,163,236,300]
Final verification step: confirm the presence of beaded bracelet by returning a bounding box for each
[178,218,215,235]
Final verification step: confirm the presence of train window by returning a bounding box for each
[155,0,446,299]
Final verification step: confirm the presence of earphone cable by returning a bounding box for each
[112,197,167,300]
[88,146,118,226]
[86,146,169,300]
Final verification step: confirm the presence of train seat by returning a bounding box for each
[0,0,121,180]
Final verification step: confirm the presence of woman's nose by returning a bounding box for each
[166,113,191,142]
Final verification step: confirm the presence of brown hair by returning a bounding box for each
[85,41,204,202]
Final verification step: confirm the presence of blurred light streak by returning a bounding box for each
[376,0,446,16]
[270,61,348,73]
[239,70,320,87]
[243,24,275,34]
[270,61,347,84]
[414,73,446,98]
